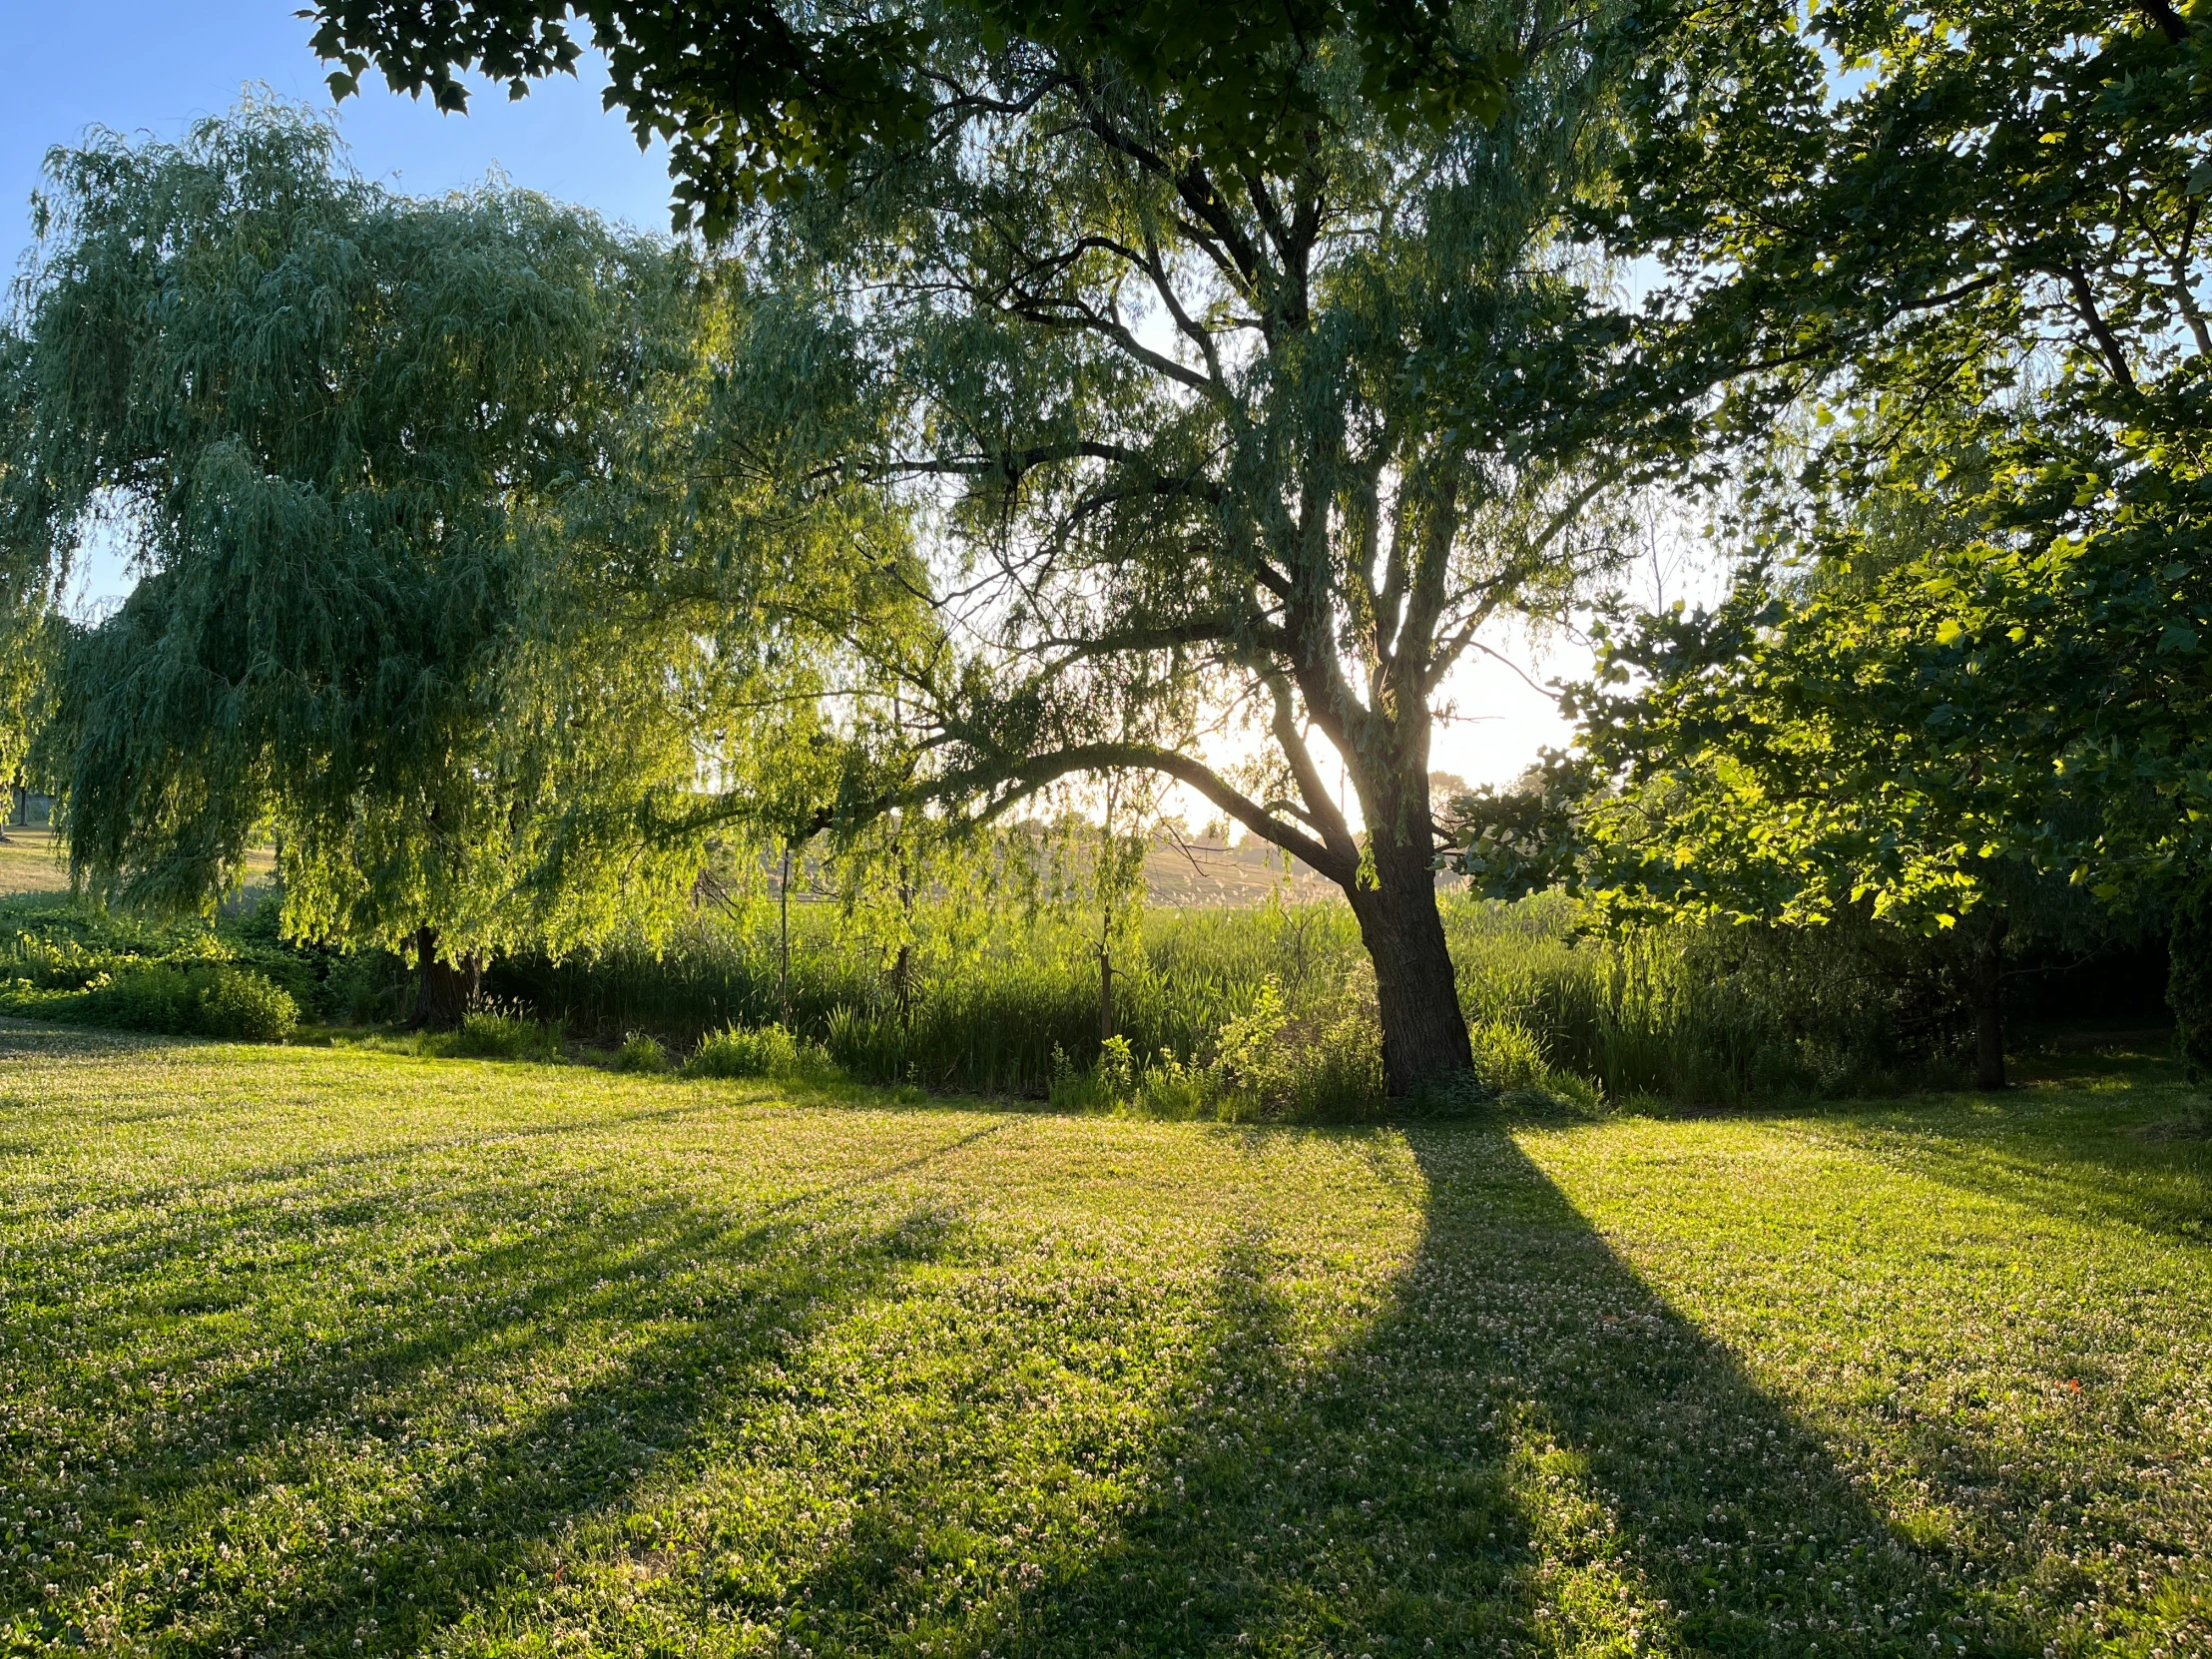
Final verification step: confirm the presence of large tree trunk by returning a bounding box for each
[1966,910,2010,1092]
[411,925,480,1031]
[1347,855,1473,1097]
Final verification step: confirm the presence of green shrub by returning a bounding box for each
[615,1030,670,1073]
[316,951,410,1026]
[446,1009,559,1061]
[42,961,297,1042]
[686,1021,813,1079]
[2169,881,2212,1084]
[79,964,203,1033]
[1045,968,1390,1124]
[1211,976,1293,1105]
[0,894,368,1034]
[196,965,299,1041]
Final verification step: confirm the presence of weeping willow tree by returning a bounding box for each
[0,103,906,1022]
[667,0,1696,1093]
[0,332,62,834]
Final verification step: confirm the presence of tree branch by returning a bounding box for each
[2058,265,2141,392]
[1268,678,1359,862]
[958,741,1352,880]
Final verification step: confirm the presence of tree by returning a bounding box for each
[1444,0,2212,1087]
[634,0,1694,1095]
[1602,0,2211,437]
[303,0,1515,237]
[0,332,67,839]
[0,105,884,1022]
[0,593,61,839]
[1480,571,2166,1089]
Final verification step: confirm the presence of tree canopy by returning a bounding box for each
[1449,0,2212,1087]
[580,0,1709,1095]
[303,0,1518,237]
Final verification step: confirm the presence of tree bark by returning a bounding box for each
[1967,910,2010,1091]
[890,832,916,1029]
[1098,875,1117,1043]
[1347,852,1473,1096]
[411,925,480,1031]
[779,839,794,1023]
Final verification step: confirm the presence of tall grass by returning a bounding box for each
[1,882,1982,1110]
[487,890,1976,1112]
[1445,904,1955,1104]
[487,901,1344,1097]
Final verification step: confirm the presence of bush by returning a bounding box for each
[79,964,202,1033]
[56,961,297,1042]
[614,1030,671,1073]
[686,1021,817,1079]
[446,1008,559,1062]
[315,951,411,1026]
[1042,967,1391,1124]
[1211,976,1293,1103]
[2169,881,2212,1083]
[0,893,382,1033]
[196,965,299,1041]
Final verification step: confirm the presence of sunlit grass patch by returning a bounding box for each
[0,1028,2206,1657]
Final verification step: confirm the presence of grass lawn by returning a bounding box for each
[0,831,276,901]
[0,830,70,897]
[0,1028,2206,1658]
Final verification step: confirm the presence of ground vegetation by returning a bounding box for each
[0,1029,2203,1656]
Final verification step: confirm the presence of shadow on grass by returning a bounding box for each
[711,1131,2034,1658]
[11,1090,2080,1657]
[3,1114,1008,1656]
[1795,1084,2212,1244]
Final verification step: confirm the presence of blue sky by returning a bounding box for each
[1,1,675,278]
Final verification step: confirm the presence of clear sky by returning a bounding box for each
[0,1,677,275]
[0,0,1584,793]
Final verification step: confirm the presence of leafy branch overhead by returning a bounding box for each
[302,0,1518,236]
[1443,0,2212,1088]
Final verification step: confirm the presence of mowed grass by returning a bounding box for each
[0,830,276,901]
[0,830,71,897]
[0,1029,2207,1659]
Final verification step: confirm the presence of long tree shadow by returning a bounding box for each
[3,1115,1004,1656]
[760,1125,2042,1657]
[14,1095,2139,1657]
